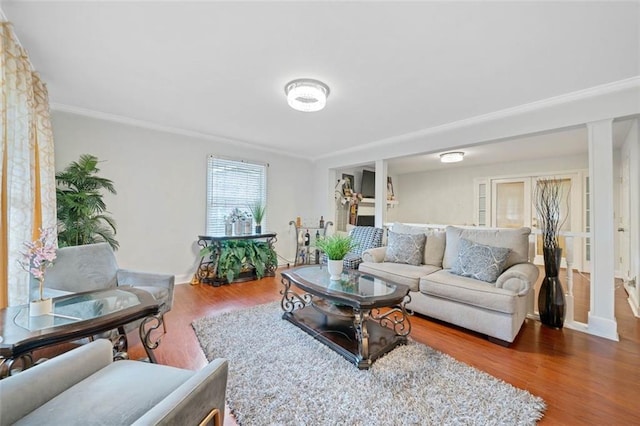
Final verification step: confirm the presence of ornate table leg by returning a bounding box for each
[139,315,163,363]
[353,308,371,368]
[370,294,413,337]
[0,353,33,379]
[265,235,278,277]
[112,326,129,361]
[280,276,312,313]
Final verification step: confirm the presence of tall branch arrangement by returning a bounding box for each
[534,178,569,250]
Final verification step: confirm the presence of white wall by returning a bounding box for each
[394,154,589,225]
[52,111,314,282]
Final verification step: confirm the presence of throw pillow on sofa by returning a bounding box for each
[390,223,446,267]
[384,230,426,266]
[451,238,511,283]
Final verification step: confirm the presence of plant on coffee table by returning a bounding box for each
[315,234,357,260]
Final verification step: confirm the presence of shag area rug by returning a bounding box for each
[192,302,545,425]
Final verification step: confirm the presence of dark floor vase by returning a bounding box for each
[539,247,566,328]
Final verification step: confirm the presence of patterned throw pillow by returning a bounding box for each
[384,231,426,266]
[451,238,511,283]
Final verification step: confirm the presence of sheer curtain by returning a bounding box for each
[0,22,56,307]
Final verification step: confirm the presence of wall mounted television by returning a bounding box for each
[360,170,375,198]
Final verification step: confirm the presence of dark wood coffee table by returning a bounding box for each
[280,265,411,369]
[0,287,162,378]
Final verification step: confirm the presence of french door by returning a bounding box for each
[488,174,583,270]
[491,178,532,229]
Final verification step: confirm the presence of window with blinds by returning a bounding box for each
[206,156,267,235]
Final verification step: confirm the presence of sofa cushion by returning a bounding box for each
[389,223,446,267]
[450,238,511,283]
[359,262,440,292]
[14,360,194,426]
[384,231,425,266]
[443,226,531,270]
[419,270,519,314]
[424,230,446,267]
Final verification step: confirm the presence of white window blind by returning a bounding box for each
[206,156,267,235]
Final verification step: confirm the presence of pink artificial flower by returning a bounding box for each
[18,227,57,282]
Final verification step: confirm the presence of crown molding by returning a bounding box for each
[49,103,309,160]
[317,76,640,161]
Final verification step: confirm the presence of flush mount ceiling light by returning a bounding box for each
[440,151,465,163]
[284,78,330,112]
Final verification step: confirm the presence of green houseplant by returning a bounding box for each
[315,234,357,280]
[248,201,266,234]
[56,154,119,250]
[200,240,277,283]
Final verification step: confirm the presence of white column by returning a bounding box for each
[374,160,387,228]
[587,119,619,341]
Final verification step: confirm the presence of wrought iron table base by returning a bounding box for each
[281,277,411,369]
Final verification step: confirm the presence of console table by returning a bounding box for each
[196,233,277,286]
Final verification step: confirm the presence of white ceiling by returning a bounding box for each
[387,120,634,174]
[2,1,639,163]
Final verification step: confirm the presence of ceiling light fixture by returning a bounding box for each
[440,151,465,163]
[284,78,330,112]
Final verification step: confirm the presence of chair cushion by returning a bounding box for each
[450,238,511,283]
[343,253,364,270]
[130,285,170,310]
[14,361,193,426]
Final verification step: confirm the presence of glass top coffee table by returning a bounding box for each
[280,265,411,369]
[0,288,162,378]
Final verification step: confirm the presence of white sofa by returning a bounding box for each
[359,224,539,345]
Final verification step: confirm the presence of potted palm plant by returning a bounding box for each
[248,201,266,234]
[534,178,569,328]
[56,154,119,250]
[315,234,357,280]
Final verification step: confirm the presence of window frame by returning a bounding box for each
[206,155,268,235]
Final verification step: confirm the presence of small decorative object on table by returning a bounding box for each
[229,207,248,236]
[18,228,57,317]
[534,178,569,328]
[248,201,266,234]
[315,234,357,280]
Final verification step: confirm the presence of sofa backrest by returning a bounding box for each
[45,243,119,292]
[442,226,531,270]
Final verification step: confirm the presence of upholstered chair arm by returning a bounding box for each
[495,263,540,296]
[132,359,229,426]
[362,246,387,263]
[0,339,113,426]
[117,269,176,312]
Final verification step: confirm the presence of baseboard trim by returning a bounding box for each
[586,313,619,341]
[175,273,193,285]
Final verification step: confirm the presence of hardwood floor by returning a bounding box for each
[126,267,639,425]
